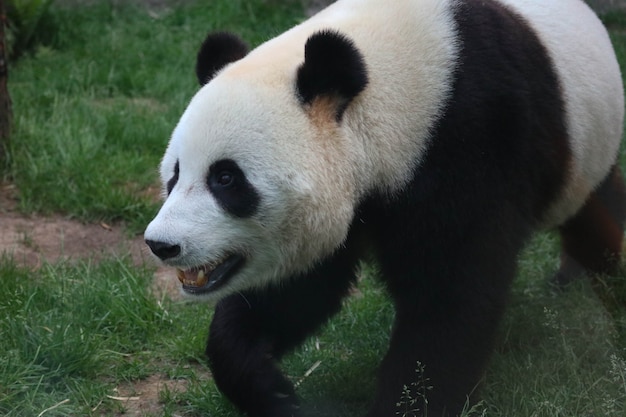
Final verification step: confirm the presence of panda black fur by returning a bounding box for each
[144,0,626,415]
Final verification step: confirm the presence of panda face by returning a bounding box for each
[145,55,365,300]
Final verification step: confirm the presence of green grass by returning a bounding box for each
[4,0,304,232]
[0,256,174,416]
[482,234,626,417]
[1,2,626,417]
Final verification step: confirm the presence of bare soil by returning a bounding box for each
[0,181,182,296]
[107,374,190,417]
[0,184,143,265]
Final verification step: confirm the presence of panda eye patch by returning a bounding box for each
[208,159,260,218]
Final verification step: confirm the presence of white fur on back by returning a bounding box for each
[497,0,624,226]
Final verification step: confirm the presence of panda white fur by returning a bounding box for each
[144,0,625,415]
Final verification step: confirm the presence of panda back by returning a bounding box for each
[498,0,624,226]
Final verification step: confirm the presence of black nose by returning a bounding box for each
[145,239,181,260]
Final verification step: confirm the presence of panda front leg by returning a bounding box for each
[206,247,359,417]
[365,225,523,417]
[207,293,299,417]
[366,290,509,417]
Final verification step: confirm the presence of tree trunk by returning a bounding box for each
[0,0,11,162]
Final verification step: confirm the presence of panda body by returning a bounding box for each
[145,0,625,415]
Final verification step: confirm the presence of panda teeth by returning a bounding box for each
[197,268,208,287]
[176,257,225,288]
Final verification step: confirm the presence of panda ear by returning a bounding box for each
[196,32,249,85]
[296,30,368,121]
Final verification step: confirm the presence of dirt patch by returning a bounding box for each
[0,182,182,302]
[0,182,145,266]
[107,374,189,416]
[106,364,213,416]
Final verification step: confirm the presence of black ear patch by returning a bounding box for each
[296,30,368,121]
[196,32,249,85]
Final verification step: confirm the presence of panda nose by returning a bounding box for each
[145,239,181,260]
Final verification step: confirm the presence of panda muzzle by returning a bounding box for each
[176,254,245,294]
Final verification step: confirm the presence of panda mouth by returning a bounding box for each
[176,253,245,295]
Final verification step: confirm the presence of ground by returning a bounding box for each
[109,375,192,417]
[0,182,180,299]
[0,183,144,267]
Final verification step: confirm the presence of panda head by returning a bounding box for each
[144,29,368,301]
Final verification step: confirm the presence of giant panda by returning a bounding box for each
[144,0,626,415]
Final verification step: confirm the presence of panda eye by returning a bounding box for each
[216,171,235,187]
[208,159,260,218]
